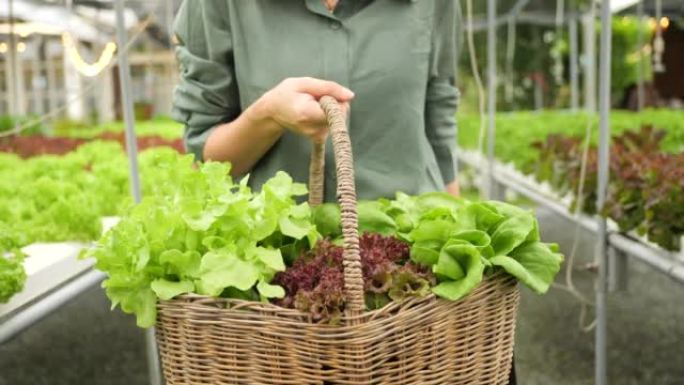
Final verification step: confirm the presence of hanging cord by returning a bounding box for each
[464,0,487,159]
[552,0,565,85]
[546,0,600,333]
[504,16,516,104]
[550,115,598,332]
[0,15,155,138]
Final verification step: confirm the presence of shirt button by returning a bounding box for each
[330,21,342,30]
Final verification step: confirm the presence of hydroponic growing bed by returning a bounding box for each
[458,110,684,253]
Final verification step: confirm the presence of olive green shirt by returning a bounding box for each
[173,0,461,202]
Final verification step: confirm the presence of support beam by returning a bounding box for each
[45,44,59,117]
[582,7,597,113]
[595,1,612,385]
[166,0,175,40]
[7,0,27,118]
[4,47,15,116]
[569,16,580,112]
[30,40,45,116]
[114,3,161,385]
[98,67,115,124]
[504,18,516,104]
[63,42,84,120]
[636,0,645,110]
[486,0,497,199]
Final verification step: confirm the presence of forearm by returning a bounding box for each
[203,97,284,176]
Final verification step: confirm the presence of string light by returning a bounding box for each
[61,32,117,77]
[660,17,670,29]
[0,41,28,54]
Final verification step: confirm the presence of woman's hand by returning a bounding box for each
[203,77,354,176]
[254,77,355,144]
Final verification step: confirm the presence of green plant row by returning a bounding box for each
[0,142,187,303]
[458,109,684,172]
[457,110,684,251]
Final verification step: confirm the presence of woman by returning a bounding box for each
[173,0,460,201]
[172,2,518,383]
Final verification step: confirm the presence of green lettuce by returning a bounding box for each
[314,193,565,302]
[87,156,318,328]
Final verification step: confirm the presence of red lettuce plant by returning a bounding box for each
[273,233,435,322]
[533,126,683,251]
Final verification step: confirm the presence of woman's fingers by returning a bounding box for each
[294,77,355,102]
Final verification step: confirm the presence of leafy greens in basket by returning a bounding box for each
[87,153,563,328]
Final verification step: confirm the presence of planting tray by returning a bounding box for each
[0,217,120,318]
[0,242,92,317]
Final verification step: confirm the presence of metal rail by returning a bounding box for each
[0,270,105,344]
[609,234,684,283]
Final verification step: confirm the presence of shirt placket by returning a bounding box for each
[305,0,351,195]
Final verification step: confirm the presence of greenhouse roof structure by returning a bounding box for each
[469,0,684,27]
[0,0,177,45]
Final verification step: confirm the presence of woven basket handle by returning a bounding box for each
[308,96,364,317]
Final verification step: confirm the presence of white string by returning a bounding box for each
[550,114,599,333]
[504,17,516,104]
[552,0,566,85]
[465,0,488,190]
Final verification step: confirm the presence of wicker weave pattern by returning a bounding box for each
[157,274,519,385]
[156,97,521,384]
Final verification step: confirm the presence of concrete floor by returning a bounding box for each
[516,208,684,385]
[1,207,682,385]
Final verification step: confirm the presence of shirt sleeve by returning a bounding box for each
[172,0,240,161]
[425,0,462,184]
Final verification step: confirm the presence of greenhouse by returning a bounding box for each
[0,0,682,384]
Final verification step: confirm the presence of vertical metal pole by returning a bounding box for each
[45,43,59,115]
[583,4,597,112]
[30,40,45,116]
[8,0,21,119]
[114,2,161,385]
[504,18,516,105]
[653,0,665,73]
[115,0,142,203]
[596,1,612,385]
[636,0,645,110]
[486,0,497,199]
[534,80,543,111]
[569,16,580,112]
[166,0,175,41]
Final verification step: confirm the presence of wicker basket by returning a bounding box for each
[156,96,521,384]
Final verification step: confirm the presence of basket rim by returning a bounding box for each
[158,271,517,324]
